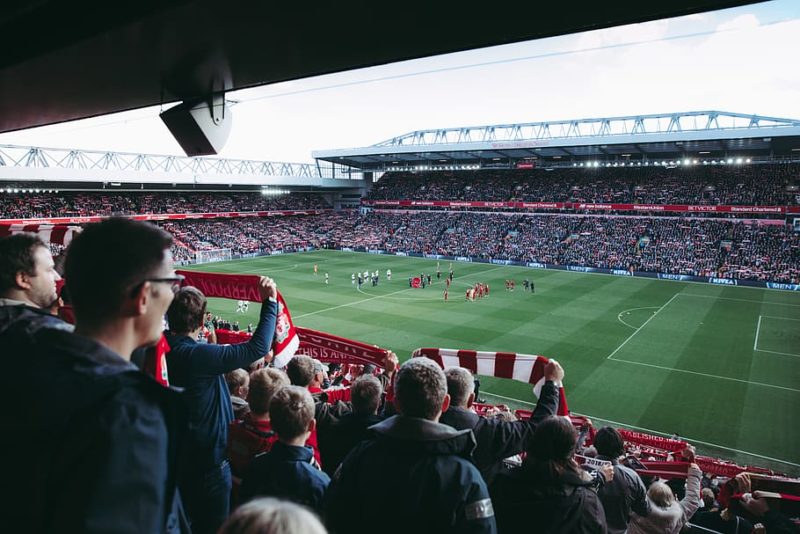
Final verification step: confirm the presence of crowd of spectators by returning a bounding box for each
[367,165,800,206]
[3,220,799,534]
[0,191,330,219]
[163,212,800,283]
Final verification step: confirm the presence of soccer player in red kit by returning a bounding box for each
[444,288,448,302]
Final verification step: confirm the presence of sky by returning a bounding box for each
[1,0,798,164]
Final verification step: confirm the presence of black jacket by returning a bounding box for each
[318,411,383,476]
[439,380,560,484]
[0,300,71,336]
[2,326,188,534]
[492,466,607,534]
[325,415,497,534]
[595,456,649,534]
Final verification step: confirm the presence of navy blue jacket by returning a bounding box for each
[326,415,497,534]
[1,326,188,534]
[439,380,560,484]
[239,441,330,513]
[166,298,277,469]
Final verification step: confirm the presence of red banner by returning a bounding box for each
[361,199,790,214]
[214,326,389,368]
[296,327,389,367]
[177,270,265,302]
[0,209,330,226]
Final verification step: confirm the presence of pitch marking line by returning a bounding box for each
[479,391,800,468]
[606,293,681,360]
[617,307,660,330]
[754,315,762,351]
[294,265,506,319]
[753,315,800,359]
[609,358,800,393]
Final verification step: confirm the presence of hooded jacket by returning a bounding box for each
[492,463,607,533]
[2,326,188,534]
[325,415,497,534]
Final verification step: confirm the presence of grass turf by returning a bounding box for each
[183,249,800,475]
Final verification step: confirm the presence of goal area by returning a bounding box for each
[195,248,232,264]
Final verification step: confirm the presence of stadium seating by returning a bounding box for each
[159,212,799,283]
[367,166,800,205]
[0,191,330,219]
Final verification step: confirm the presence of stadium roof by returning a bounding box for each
[312,111,800,170]
[0,1,761,134]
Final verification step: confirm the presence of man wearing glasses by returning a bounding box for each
[3,218,190,533]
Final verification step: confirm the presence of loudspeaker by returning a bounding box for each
[160,97,232,156]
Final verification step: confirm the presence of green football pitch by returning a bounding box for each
[183,249,800,475]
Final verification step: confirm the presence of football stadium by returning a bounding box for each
[2,1,799,533]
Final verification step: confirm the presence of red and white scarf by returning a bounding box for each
[412,347,569,415]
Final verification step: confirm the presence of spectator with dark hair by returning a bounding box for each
[318,374,384,476]
[226,368,251,420]
[492,415,608,533]
[227,368,290,481]
[166,279,278,534]
[592,426,650,533]
[0,232,67,335]
[326,357,497,533]
[440,362,561,485]
[239,386,330,514]
[628,460,702,534]
[3,218,188,533]
[218,497,327,534]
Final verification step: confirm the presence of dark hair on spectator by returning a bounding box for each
[525,416,579,481]
[64,218,172,325]
[444,367,474,407]
[166,286,206,334]
[225,368,249,395]
[286,355,316,387]
[351,374,382,415]
[593,426,625,459]
[269,386,315,440]
[394,358,447,420]
[0,233,46,294]
[218,497,327,534]
[248,368,290,415]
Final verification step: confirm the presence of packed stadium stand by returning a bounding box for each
[0,191,330,219]
[155,211,798,283]
[367,165,800,206]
